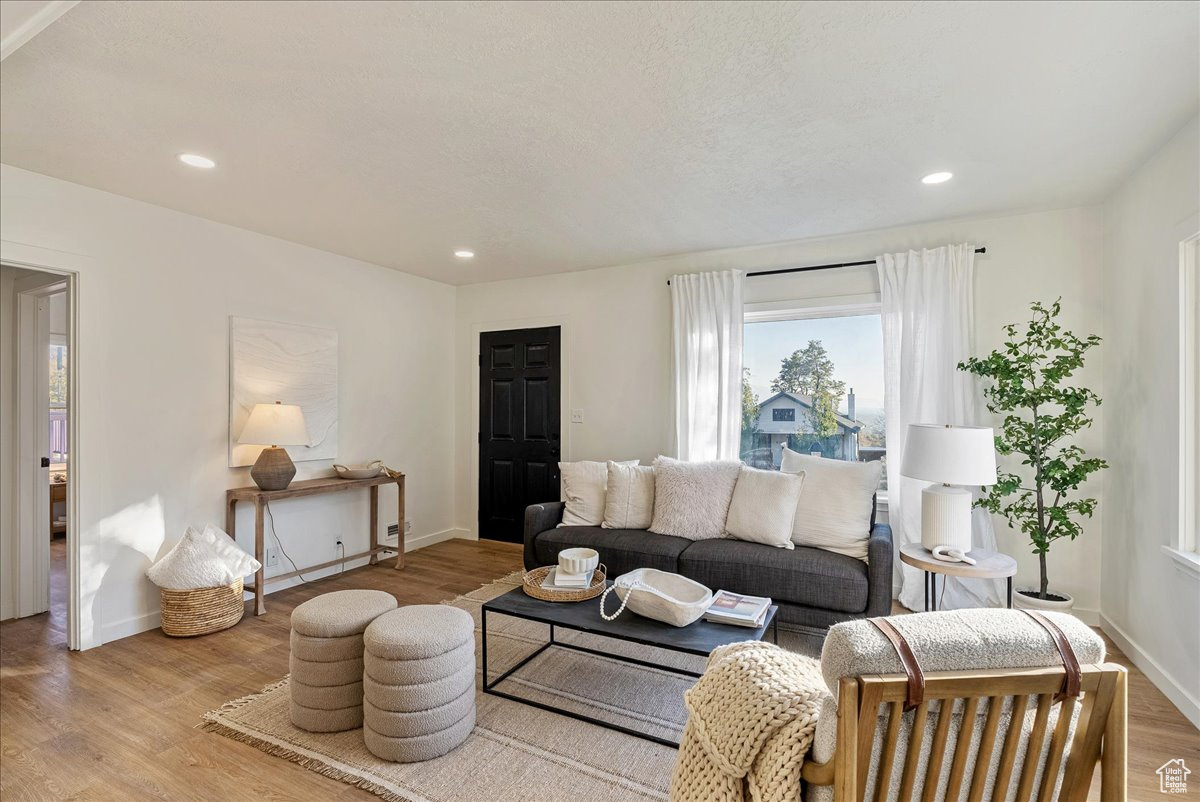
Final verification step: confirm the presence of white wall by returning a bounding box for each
[0,164,459,644]
[455,205,1107,615]
[1099,115,1200,727]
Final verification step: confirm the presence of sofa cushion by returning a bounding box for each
[532,526,692,576]
[678,539,869,614]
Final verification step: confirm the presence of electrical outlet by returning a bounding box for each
[265,547,279,568]
[405,520,412,534]
[571,409,584,423]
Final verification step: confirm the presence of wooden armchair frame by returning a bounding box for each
[802,663,1127,802]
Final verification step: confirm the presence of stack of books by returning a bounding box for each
[539,567,594,591]
[703,590,772,628]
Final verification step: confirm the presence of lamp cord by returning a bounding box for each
[265,501,346,583]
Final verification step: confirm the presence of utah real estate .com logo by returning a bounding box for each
[1158,759,1190,794]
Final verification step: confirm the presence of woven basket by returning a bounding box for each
[522,565,606,602]
[160,578,245,637]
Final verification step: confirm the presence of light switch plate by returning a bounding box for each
[570,409,584,423]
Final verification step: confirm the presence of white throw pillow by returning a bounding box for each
[780,448,882,560]
[558,460,638,527]
[602,462,656,529]
[649,456,742,540]
[724,466,806,549]
[147,523,262,590]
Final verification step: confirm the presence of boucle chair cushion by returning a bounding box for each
[290,631,363,663]
[363,663,475,713]
[364,689,476,739]
[363,706,476,763]
[363,639,474,686]
[290,679,364,710]
[291,589,398,638]
[290,701,362,733]
[649,456,741,540]
[364,605,473,660]
[820,609,1104,696]
[289,654,364,687]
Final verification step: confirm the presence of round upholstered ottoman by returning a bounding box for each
[362,605,475,762]
[289,589,398,732]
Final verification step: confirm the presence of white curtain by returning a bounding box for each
[670,270,744,461]
[877,245,1003,611]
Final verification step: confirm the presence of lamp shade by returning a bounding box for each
[238,402,310,447]
[900,423,997,486]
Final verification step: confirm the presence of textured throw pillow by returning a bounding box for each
[147,523,261,590]
[724,466,806,549]
[602,462,656,529]
[649,456,742,540]
[558,459,638,527]
[780,448,882,560]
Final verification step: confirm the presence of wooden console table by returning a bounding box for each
[226,474,405,615]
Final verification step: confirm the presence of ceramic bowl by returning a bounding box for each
[333,460,384,480]
[558,547,599,576]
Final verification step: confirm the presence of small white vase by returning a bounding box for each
[1013,587,1075,613]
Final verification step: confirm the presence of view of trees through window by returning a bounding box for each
[741,313,885,484]
[49,343,68,462]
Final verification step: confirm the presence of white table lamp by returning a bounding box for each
[239,401,310,490]
[900,424,997,553]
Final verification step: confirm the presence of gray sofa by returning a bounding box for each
[523,501,893,630]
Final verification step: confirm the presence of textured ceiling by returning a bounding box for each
[1,1,1197,285]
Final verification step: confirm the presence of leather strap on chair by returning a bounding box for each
[1023,610,1082,702]
[869,617,924,711]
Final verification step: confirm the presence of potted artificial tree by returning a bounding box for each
[958,299,1107,611]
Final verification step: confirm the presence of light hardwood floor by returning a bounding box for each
[1,538,1196,800]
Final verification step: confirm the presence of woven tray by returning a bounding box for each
[522,564,607,602]
[160,578,245,637]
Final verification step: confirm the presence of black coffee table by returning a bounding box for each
[481,584,779,747]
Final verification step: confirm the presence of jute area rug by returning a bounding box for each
[202,572,819,802]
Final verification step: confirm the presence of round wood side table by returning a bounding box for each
[899,543,1018,611]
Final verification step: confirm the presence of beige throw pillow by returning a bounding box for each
[780,448,881,560]
[602,462,656,529]
[558,459,638,527]
[724,466,806,549]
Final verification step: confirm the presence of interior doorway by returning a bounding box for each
[1,264,74,644]
[477,326,562,542]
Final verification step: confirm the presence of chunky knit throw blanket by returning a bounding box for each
[670,642,828,802]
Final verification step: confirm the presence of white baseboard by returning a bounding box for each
[1100,613,1200,729]
[101,609,161,644]
[97,528,476,646]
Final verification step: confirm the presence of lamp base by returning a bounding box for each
[250,447,296,491]
[920,483,973,553]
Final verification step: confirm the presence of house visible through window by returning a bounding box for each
[741,304,886,495]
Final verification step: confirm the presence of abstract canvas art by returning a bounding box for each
[229,316,338,467]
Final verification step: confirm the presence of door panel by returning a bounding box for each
[478,326,561,542]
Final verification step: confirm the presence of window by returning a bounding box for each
[49,341,67,463]
[740,300,886,495]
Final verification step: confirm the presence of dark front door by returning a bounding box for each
[478,326,561,542]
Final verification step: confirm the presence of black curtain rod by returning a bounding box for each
[666,246,986,285]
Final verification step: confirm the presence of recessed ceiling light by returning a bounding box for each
[178,153,216,169]
[921,171,953,185]
[454,250,475,259]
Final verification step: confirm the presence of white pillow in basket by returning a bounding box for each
[725,466,806,549]
[558,459,639,527]
[649,456,741,540]
[147,524,261,590]
[602,462,656,529]
[780,448,882,560]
